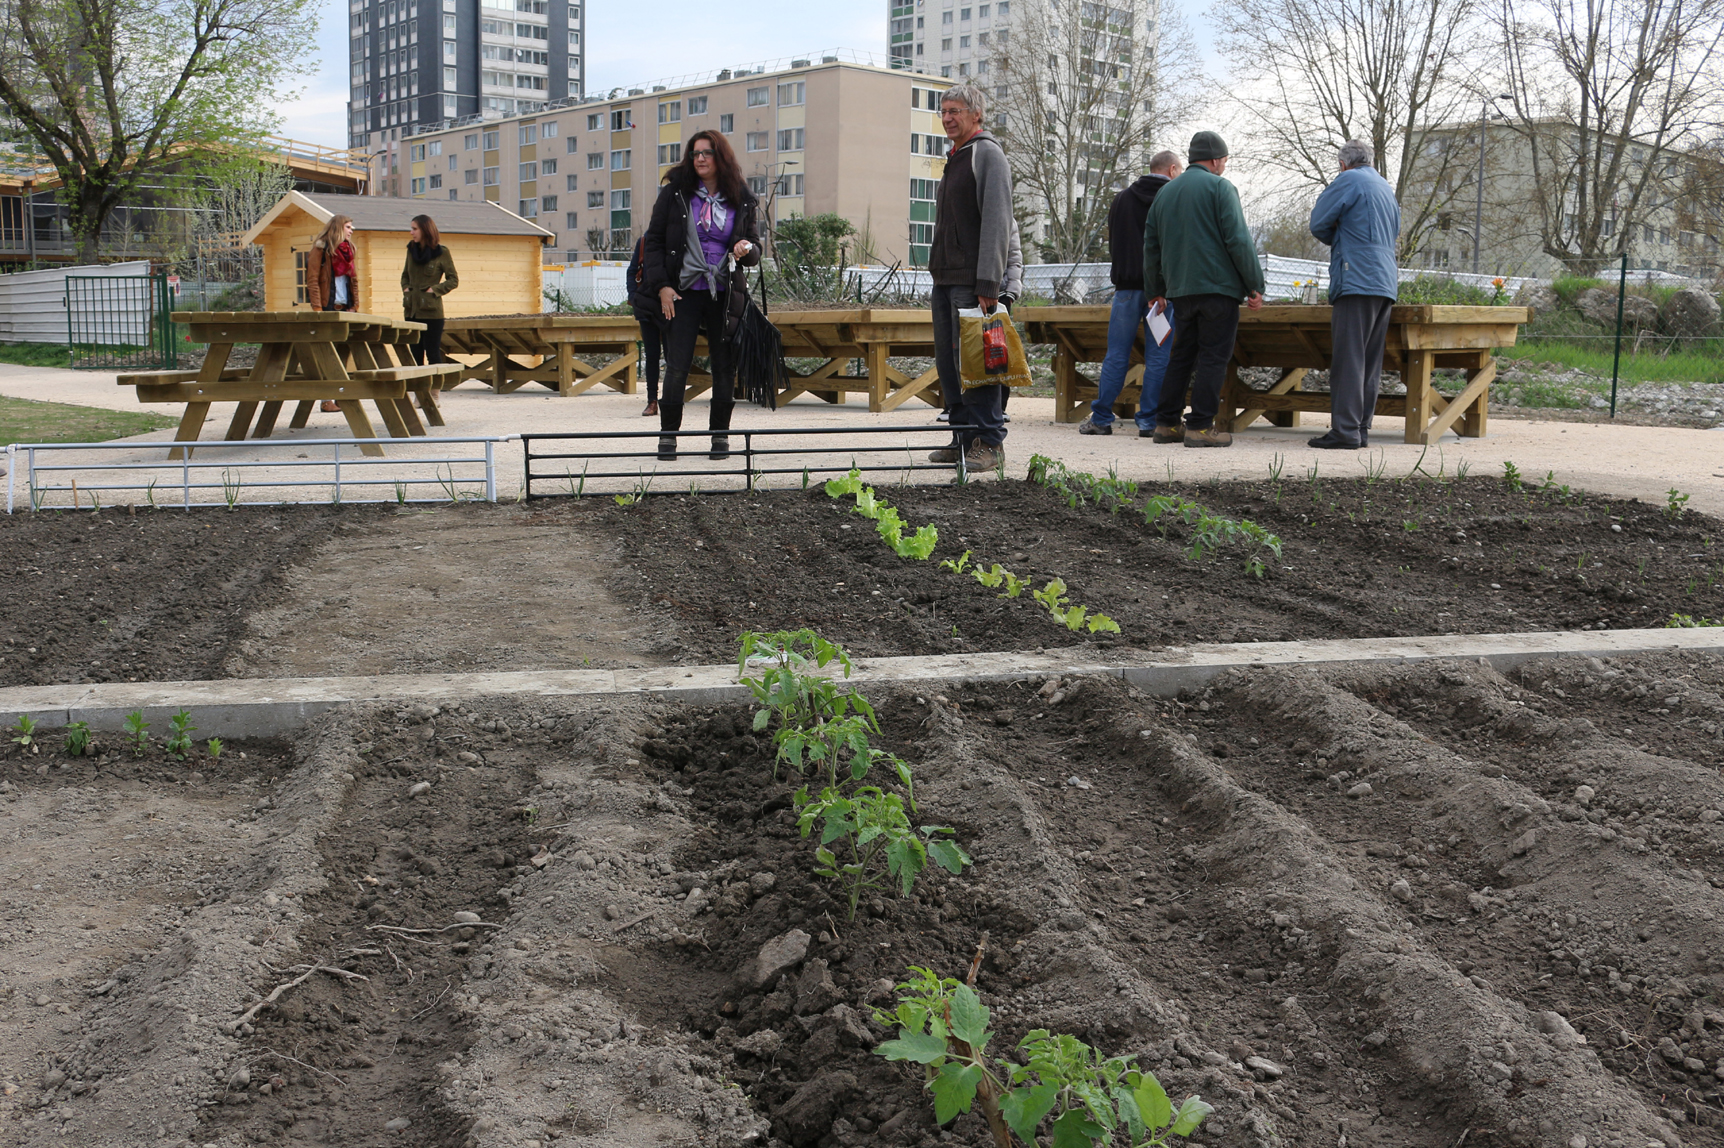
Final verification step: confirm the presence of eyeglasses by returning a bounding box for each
[691,149,715,157]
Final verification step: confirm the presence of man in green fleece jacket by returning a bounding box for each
[1142,131,1265,448]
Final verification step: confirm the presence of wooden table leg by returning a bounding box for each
[1052,348,1078,422]
[393,396,427,436]
[1402,347,1434,444]
[1462,356,1493,438]
[225,402,260,441]
[866,344,890,412]
[415,385,445,426]
[557,344,574,397]
[252,401,285,437]
[288,401,315,429]
[490,348,506,392]
[372,396,412,439]
[335,401,386,456]
[167,402,210,460]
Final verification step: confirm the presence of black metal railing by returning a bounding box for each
[521,424,968,499]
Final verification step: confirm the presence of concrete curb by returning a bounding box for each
[3,628,1720,739]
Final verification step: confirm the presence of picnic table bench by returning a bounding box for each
[440,309,946,412]
[119,312,459,458]
[1019,303,1529,444]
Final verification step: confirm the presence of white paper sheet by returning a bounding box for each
[1146,300,1172,346]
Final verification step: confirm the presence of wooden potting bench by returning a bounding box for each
[117,311,458,458]
[1021,304,1529,444]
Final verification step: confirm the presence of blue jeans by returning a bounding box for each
[1090,291,1173,430]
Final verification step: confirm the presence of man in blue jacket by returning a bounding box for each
[1307,139,1402,449]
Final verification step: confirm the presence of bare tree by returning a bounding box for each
[1214,0,1480,260]
[1495,0,1724,275]
[0,0,317,262]
[989,0,1200,264]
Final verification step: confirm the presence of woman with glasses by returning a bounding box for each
[640,129,761,461]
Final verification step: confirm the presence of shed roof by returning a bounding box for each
[242,190,554,245]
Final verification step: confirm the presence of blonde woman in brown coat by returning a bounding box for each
[306,215,358,410]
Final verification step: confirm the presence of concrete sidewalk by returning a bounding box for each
[3,359,1720,513]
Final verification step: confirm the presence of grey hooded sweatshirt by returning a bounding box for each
[928,129,1014,299]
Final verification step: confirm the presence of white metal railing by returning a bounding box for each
[5,437,512,513]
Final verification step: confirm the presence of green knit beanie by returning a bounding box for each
[1188,131,1229,162]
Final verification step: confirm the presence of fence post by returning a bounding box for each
[485,439,496,502]
[1608,252,1627,419]
[5,444,14,514]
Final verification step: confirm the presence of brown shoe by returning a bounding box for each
[642,400,658,417]
[1183,426,1233,448]
[320,400,341,413]
[1149,424,1185,444]
[963,443,1005,472]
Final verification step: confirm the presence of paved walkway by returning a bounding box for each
[3,360,1720,512]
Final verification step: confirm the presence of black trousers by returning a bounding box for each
[1327,294,1394,442]
[638,318,661,402]
[660,288,733,433]
[410,318,445,365]
[1150,294,1240,431]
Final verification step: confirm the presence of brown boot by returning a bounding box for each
[320,400,341,413]
[642,400,658,417]
[1183,426,1233,448]
[1149,424,1185,444]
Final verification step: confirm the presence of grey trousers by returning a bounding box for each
[1328,294,1394,442]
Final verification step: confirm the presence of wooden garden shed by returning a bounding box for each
[242,191,554,318]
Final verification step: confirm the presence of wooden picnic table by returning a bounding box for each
[1019,303,1529,444]
[440,309,945,412]
[118,312,460,458]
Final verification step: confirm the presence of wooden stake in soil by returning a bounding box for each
[956,933,1012,1148]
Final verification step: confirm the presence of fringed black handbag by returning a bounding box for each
[724,259,786,410]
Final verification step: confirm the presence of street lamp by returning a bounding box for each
[1474,94,1511,274]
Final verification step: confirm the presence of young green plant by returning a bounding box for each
[124,710,150,756]
[165,709,197,760]
[10,715,38,753]
[63,720,93,757]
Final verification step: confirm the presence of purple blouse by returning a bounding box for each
[691,190,735,291]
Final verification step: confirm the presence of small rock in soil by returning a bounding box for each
[228,1068,250,1089]
[385,1116,412,1130]
[574,851,596,870]
[407,781,432,798]
[453,910,481,923]
[739,928,811,989]
[604,904,621,920]
[734,1029,784,1057]
[1245,1056,1286,1079]
[1347,782,1374,798]
[1574,784,1595,804]
[1390,879,1414,902]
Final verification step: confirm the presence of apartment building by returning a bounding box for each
[347,0,584,151]
[890,0,1017,76]
[381,58,955,267]
[1405,119,1723,280]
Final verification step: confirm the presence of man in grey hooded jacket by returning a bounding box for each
[927,81,1015,471]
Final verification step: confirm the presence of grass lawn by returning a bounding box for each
[0,395,177,446]
[1499,340,1724,385]
[0,341,74,369]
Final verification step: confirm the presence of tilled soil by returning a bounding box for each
[3,650,1721,1148]
[576,476,1724,663]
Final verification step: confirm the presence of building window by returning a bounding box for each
[777,81,805,106]
[960,34,970,46]
[520,161,537,181]
[539,157,557,174]
[719,113,734,132]
[483,129,499,148]
[909,177,937,266]
[567,136,579,153]
[610,108,631,130]
[444,65,457,87]
[483,166,499,185]
[777,127,804,151]
[746,131,768,151]
[942,9,952,20]
[587,152,604,169]
[429,173,443,188]
[746,175,768,195]
[520,198,538,217]
[586,113,601,130]
[566,173,579,191]
[465,168,479,184]
[541,195,557,211]
[658,100,681,123]
[411,176,427,193]
[294,250,308,304]
[587,190,605,207]
[657,142,682,164]
[687,95,707,114]
[520,124,538,144]
[610,149,630,170]
[941,37,952,49]
[746,86,769,106]
[610,188,630,231]
[564,211,578,230]
[777,173,804,195]
[409,143,426,161]
[568,28,579,46]
[464,133,479,149]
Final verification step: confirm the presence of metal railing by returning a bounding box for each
[521,424,966,498]
[6,437,508,513]
[66,274,178,369]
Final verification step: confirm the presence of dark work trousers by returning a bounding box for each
[1150,294,1240,431]
[1327,294,1394,443]
[410,318,445,365]
[930,283,1006,449]
[638,318,662,402]
[659,288,734,434]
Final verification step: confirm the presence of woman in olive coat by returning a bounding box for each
[401,214,459,364]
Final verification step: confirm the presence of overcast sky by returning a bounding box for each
[276,0,1214,149]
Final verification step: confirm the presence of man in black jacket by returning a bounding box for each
[1078,150,1182,436]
